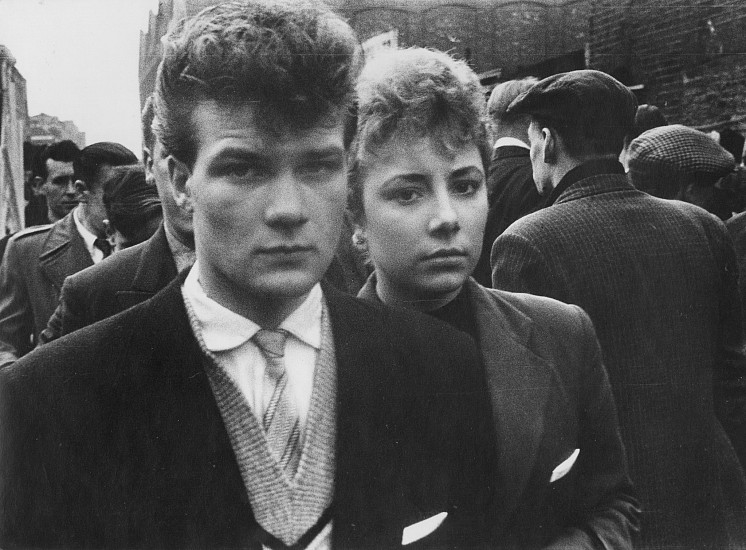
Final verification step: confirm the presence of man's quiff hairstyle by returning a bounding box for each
[348,47,490,221]
[153,0,361,167]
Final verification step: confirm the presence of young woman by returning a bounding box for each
[349,47,640,548]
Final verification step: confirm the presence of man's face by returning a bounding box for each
[179,100,347,318]
[527,120,552,195]
[79,165,114,237]
[40,159,77,220]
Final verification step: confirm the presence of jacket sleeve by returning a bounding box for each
[546,306,640,550]
[0,237,32,368]
[38,276,87,345]
[491,232,568,303]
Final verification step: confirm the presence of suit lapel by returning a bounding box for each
[38,212,92,291]
[324,287,404,547]
[467,280,553,526]
[116,225,179,309]
[134,275,259,546]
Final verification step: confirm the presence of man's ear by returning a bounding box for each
[142,147,155,186]
[31,176,44,195]
[541,127,558,164]
[168,155,194,214]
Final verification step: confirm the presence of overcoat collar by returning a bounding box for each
[492,145,530,163]
[116,224,179,310]
[550,162,632,207]
[38,211,92,291]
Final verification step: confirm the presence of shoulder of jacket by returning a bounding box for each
[11,224,53,240]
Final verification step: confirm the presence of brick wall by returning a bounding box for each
[590,0,746,126]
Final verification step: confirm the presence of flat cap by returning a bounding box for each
[506,69,637,137]
[628,124,734,179]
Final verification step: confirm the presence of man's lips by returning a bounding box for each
[257,244,316,254]
[422,248,469,260]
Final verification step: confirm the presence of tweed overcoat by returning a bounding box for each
[0,211,92,367]
[0,273,496,549]
[39,223,179,344]
[491,171,746,548]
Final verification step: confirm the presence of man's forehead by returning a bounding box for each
[46,159,74,179]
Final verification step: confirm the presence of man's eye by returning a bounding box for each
[452,179,481,195]
[223,164,264,179]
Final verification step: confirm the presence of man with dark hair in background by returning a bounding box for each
[38,97,195,345]
[473,77,541,286]
[491,69,746,548]
[27,139,80,224]
[0,2,496,547]
[0,141,136,367]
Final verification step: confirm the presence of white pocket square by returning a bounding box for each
[550,448,580,482]
[402,512,448,545]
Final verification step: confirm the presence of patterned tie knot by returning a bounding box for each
[253,329,289,380]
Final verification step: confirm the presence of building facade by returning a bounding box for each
[27,113,85,149]
[138,0,746,130]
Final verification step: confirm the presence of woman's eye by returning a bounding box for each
[393,189,421,204]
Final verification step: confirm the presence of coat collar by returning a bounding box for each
[491,145,530,163]
[38,211,92,291]
[549,161,631,207]
[464,278,554,527]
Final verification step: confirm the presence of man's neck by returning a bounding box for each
[76,203,105,238]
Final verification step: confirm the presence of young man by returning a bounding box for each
[0,141,136,367]
[0,2,495,548]
[491,69,746,548]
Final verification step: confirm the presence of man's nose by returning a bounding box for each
[264,175,308,228]
[64,178,77,195]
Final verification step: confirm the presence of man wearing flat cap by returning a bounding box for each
[491,69,746,548]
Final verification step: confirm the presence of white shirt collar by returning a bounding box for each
[494,136,530,151]
[72,205,101,261]
[182,262,322,352]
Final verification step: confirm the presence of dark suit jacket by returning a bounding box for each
[491,172,746,548]
[39,223,178,344]
[0,211,92,367]
[474,146,543,287]
[0,274,496,549]
[727,210,746,328]
[359,276,639,549]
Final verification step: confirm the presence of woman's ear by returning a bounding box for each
[351,226,368,253]
[168,156,194,214]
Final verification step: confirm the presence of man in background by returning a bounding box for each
[0,141,136,366]
[39,98,195,344]
[474,77,541,286]
[491,69,746,548]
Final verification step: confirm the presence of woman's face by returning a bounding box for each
[357,134,488,307]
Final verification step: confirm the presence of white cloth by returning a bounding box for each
[494,136,530,151]
[182,263,321,435]
[73,205,104,264]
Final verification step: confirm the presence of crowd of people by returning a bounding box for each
[0,0,745,548]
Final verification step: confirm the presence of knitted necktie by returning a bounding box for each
[253,329,301,475]
[94,237,112,258]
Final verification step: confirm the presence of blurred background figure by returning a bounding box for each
[718,127,745,165]
[28,140,80,224]
[474,77,540,287]
[628,124,746,220]
[102,164,162,252]
[620,104,668,172]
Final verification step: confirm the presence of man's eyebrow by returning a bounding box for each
[451,166,484,178]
